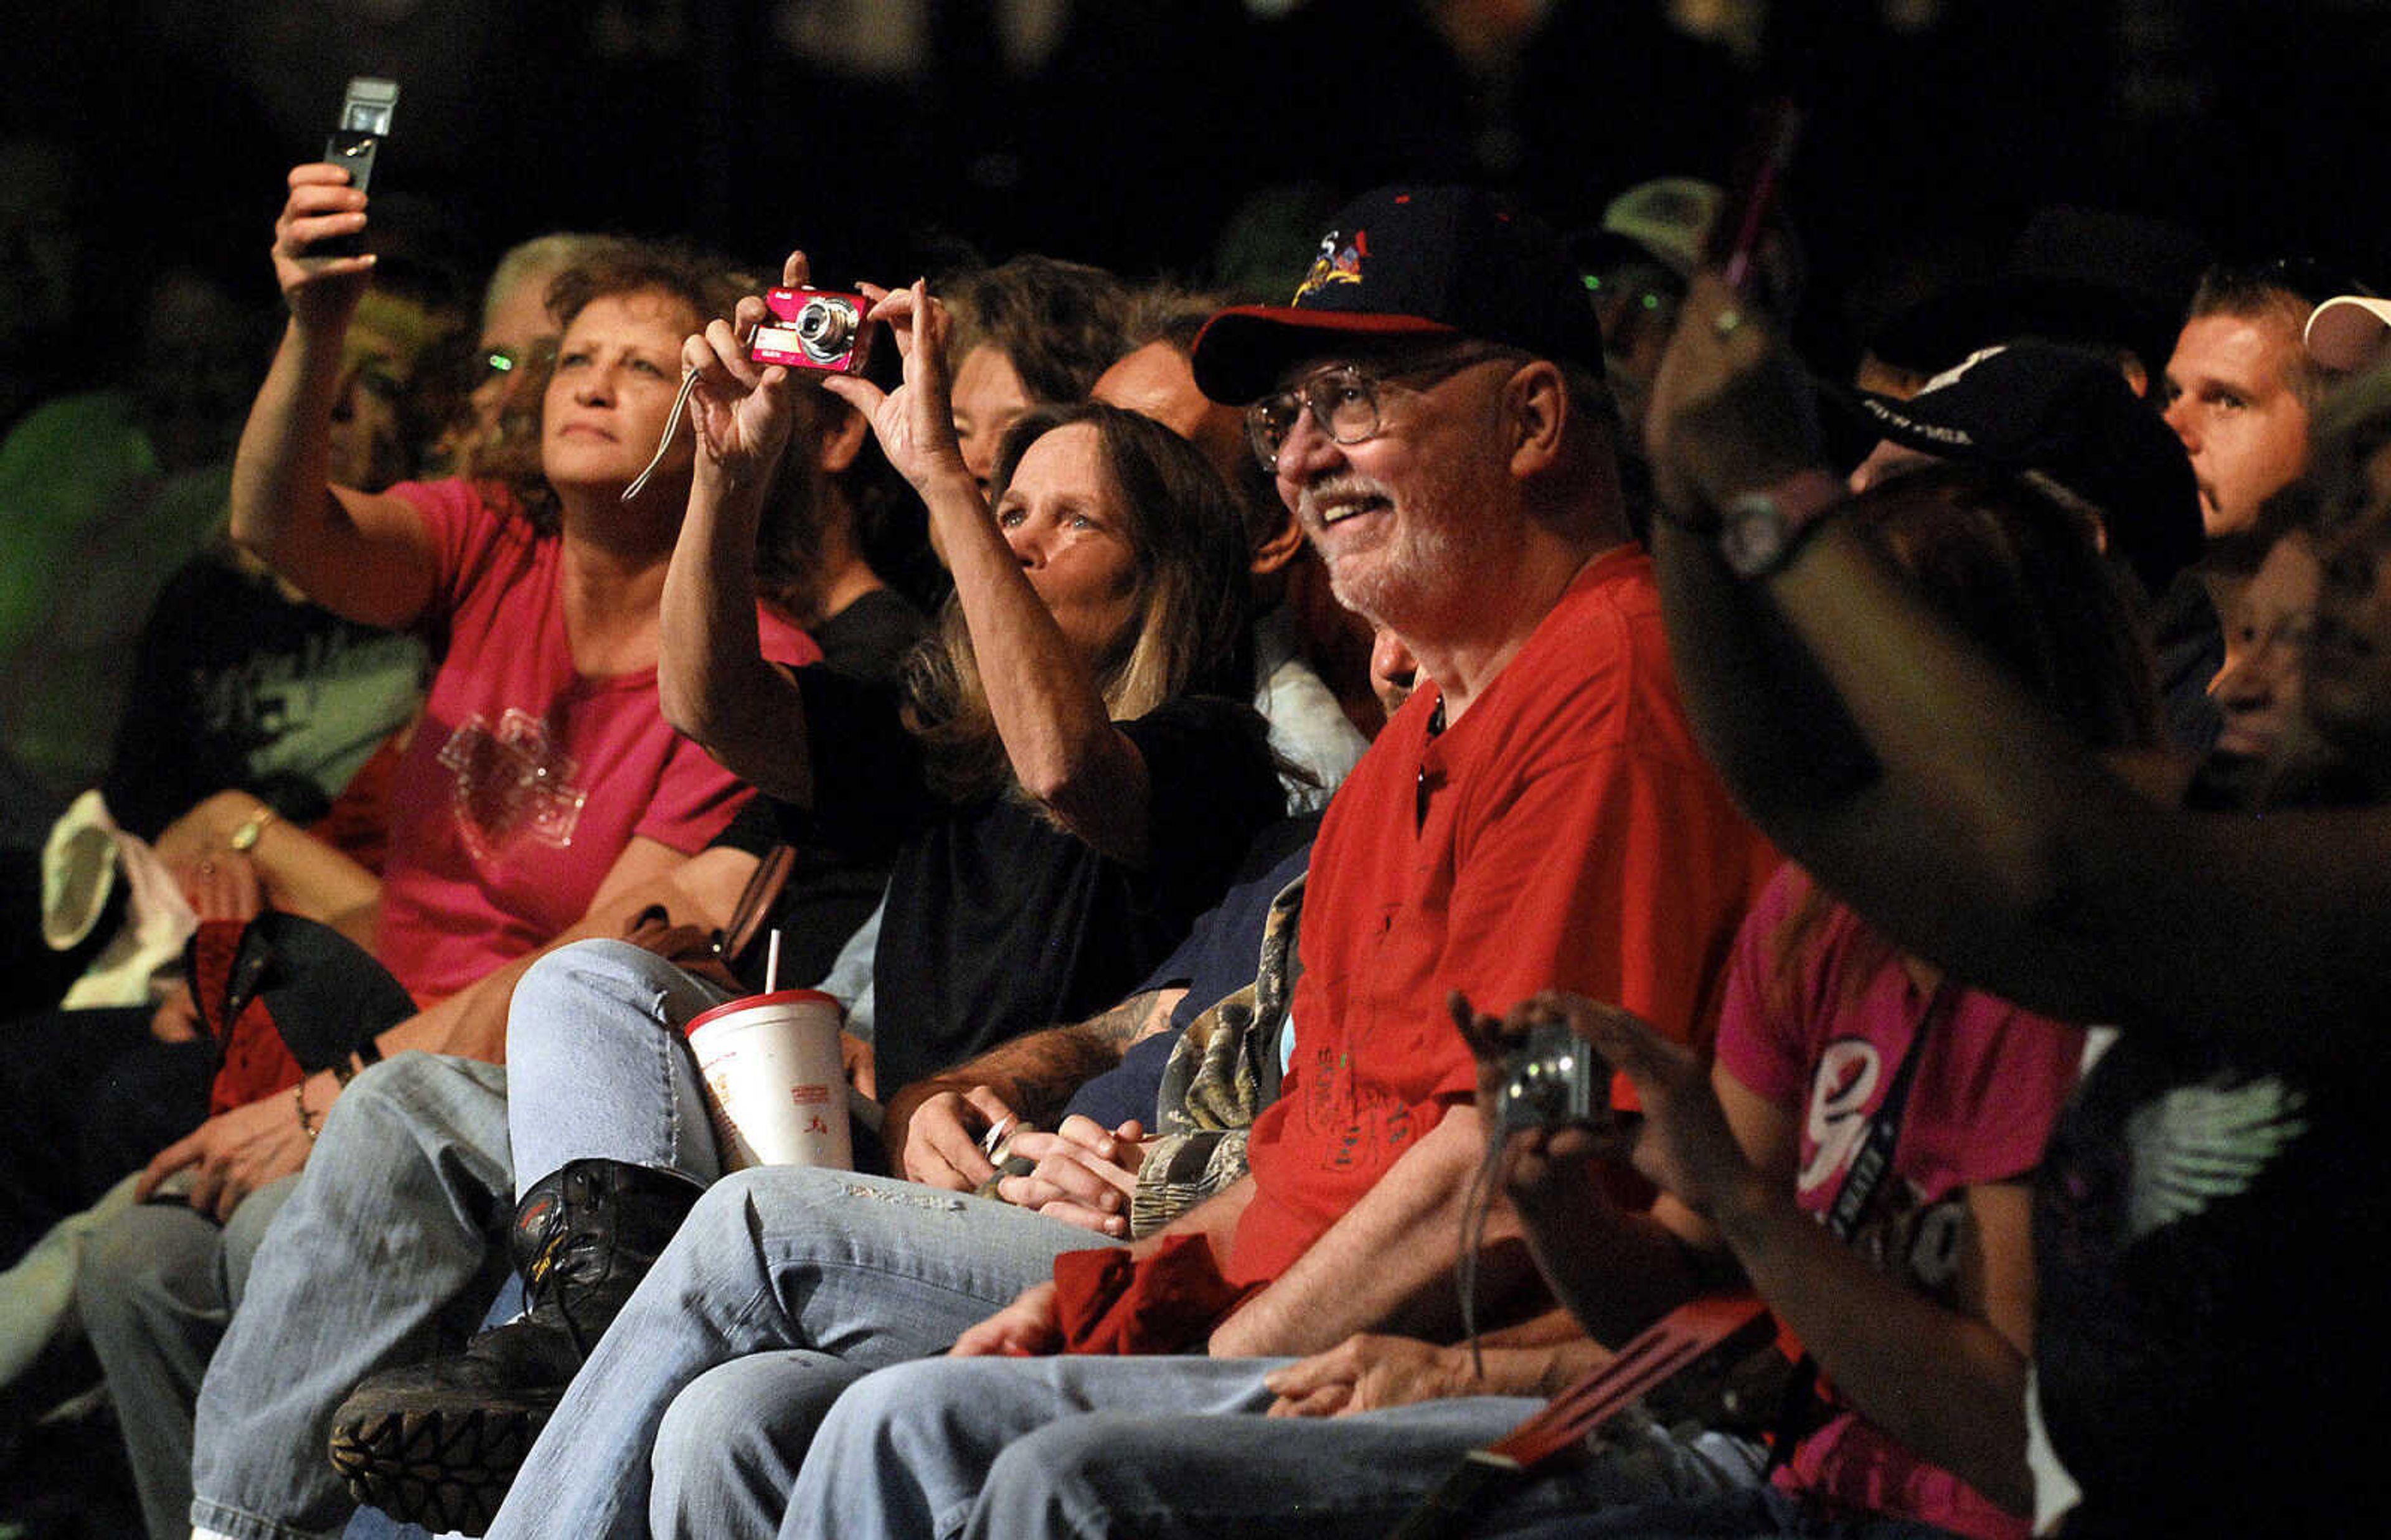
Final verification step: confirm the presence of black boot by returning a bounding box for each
[327,1158,701,1534]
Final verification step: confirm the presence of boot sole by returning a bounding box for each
[328,1402,547,1536]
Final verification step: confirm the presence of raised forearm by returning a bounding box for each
[1654,509,2131,1025]
[927,468,1150,860]
[228,321,361,604]
[663,458,815,804]
[1648,515,1882,839]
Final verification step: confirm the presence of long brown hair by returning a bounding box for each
[1770,465,2159,1013]
[902,401,1258,804]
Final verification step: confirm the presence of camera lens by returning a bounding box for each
[795,298,855,360]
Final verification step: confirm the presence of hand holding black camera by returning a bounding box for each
[1453,990,1628,1221]
[272,79,397,331]
[1486,990,1768,1228]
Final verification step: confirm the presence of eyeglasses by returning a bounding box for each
[477,339,557,383]
[1245,347,1516,472]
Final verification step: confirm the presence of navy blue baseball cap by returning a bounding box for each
[1191,185,1604,405]
[1850,340,2203,596]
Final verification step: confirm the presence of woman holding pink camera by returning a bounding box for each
[322,251,1283,1537]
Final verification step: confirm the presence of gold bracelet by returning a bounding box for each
[295,1081,322,1142]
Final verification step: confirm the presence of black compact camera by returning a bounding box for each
[750,288,876,375]
[1493,1021,1612,1135]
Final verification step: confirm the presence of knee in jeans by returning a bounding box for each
[507,937,715,1063]
[75,1202,222,1326]
[981,1412,1183,1528]
[656,1357,809,1474]
[511,939,623,1021]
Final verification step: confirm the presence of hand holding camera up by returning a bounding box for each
[683,249,815,489]
[816,278,974,498]
[270,163,377,332]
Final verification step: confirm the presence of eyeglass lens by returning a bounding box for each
[1248,368,1384,471]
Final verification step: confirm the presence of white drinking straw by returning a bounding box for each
[765,929,783,994]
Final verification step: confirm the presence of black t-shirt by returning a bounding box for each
[781,682,1281,1099]
[2034,1030,2387,1536]
[705,587,930,992]
[103,549,430,840]
[807,586,929,687]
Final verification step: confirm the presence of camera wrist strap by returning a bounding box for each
[1768,975,1958,1474]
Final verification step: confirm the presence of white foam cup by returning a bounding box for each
[684,988,852,1171]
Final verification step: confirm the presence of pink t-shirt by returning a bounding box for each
[1715,866,2082,1540]
[372,480,816,998]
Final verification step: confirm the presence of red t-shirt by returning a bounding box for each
[1230,547,1778,1285]
[372,480,816,998]
[1716,866,2082,1540]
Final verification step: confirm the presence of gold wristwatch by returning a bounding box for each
[229,805,278,852]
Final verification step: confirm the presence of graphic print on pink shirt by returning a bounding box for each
[435,706,590,859]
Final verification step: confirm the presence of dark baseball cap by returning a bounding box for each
[1850,340,2203,596]
[1191,185,1604,405]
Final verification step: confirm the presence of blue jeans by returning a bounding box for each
[781,1355,1766,1540]
[186,1053,516,1540]
[187,940,736,1540]
[78,1175,296,1540]
[481,1164,1123,1540]
[502,938,731,1188]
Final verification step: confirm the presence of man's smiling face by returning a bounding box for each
[1268,349,1517,625]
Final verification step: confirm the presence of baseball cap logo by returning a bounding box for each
[1294,229,1367,304]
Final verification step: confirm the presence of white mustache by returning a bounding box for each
[1298,475,1392,528]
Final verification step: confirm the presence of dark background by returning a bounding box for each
[9,0,2391,373]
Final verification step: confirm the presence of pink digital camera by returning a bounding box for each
[750,287,876,375]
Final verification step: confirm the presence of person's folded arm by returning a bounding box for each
[136,840,759,1218]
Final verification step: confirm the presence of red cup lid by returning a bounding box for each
[686,987,844,1038]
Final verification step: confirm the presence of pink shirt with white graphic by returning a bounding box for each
[1716,866,2082,1540]
[371,479,816,1000]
